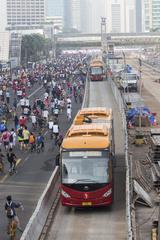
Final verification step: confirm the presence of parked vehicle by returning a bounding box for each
[120,72,139,92]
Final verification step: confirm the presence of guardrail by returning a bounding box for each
[109,76,133,240]
[20,167,60,240]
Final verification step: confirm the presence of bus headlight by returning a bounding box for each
[61,190,71,198]
[103,189,112,198]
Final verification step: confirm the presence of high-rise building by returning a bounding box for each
[0,1,10,62]
[7,0,45,30]
[87,0,107,33]
[63,0,81,32]
[136,0,142,32]
[80,0,90,33]
[46,0,63,17]
[106,0,126,33]
[125,0,136,32]
[152,0,160,30]
[106,0,136,33]
[142,0,160,32]
[63,0,72,30]
[0,0,7,31]
[71,0,81,31]
[142,0,152,32]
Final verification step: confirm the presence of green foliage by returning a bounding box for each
[21,34,53,64]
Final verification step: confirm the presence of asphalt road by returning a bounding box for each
[0,83,82,239]
[46,79,126,240]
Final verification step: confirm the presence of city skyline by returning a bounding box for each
[1,0,160,33]
[6,0,45,30]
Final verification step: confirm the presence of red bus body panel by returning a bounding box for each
[61,183,113,207]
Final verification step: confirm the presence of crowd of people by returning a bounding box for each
[0,52,88,236]
[0,52,87,175]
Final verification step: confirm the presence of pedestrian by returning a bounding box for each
[17,127,24,150]
[30,113,37,129]
[9,129,16,149]
[53,107,59,119]
[7,148,17,174]
[67,105,72,121]
[29,132,36,152]
[52,121,59,144]
[20,97,25,110]
[13,98,17,111]
[55,134,63,148]
[42,109,49,122]
[1,129,10,151]
[6,90,10,104]
[14,115,19,130]
[25,97,30,108]
[36,132,44,151]
[0,149,5,173]
[19,116,27,127]
[5,195,23,235]
[22,126,30,150]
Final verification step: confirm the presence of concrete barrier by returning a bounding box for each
[109,77,133,240]
[20,167,60,240]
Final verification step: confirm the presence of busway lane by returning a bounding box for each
[46,80,126,240]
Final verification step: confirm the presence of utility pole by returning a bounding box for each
[139,58,142,96]
[101,17,107,53]
[138,58,142,128]
[122,51,128,95]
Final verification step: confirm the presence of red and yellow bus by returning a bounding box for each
[60,107,115,207]
[89,57,105,81]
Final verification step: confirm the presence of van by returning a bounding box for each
[120,72,139,92]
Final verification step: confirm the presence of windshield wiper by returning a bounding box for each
[73,179,100,184]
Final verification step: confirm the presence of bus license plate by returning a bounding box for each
[82,202,92,206]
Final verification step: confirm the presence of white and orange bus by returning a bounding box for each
[60,107,115,207]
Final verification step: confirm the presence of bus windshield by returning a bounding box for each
[62,151,110,184]
[90,67,103,75]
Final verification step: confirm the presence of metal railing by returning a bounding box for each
[109,76,133,240]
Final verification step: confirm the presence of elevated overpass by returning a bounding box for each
[56,32,160,50]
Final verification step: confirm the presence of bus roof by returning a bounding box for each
[62,124,109,149]
[90,56,103,67]
[73,107,112,125]
[90,61,103,67]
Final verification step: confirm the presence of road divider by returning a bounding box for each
[20,166,60,240]
[108,76,133,240]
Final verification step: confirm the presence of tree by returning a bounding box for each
[21,34,52,65]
